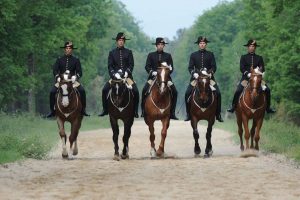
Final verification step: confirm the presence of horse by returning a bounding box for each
[107,75,135,160]
[144,64,172,158]
[55,71,83,159]
[235,67,267,151]
[188,70,217,157]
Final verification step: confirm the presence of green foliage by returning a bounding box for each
[0,113,110,164]
[172,0,300,123]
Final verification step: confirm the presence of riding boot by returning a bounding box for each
[227,90,240,113]
[215,91,224,122]
[78,88,90,116]
[265,88,276,113]
[184,101,190,121]
[45,89,56,118]
[141,83,150,117]
[170,84,179,120]
[133,84,139,118]
[98,88,108,117]
[184,85,193,121]
[141,94,146,117]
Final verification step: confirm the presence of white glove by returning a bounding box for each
[247,73,251,78]
[57,77,61,83]
[118,69,123,73]
[201,70,209,76]
[152,71,157,76]
[63,74,68,80]
[202,68,207,71]
[193,73,199,79]
[71,75,76,83]
[124,71,128,78]
[169,66,173,71]
[114,73,121,80]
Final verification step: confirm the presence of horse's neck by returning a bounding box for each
[150,84,170,104]
[110,87,131,106]
[242,86,265,108]
[193,86,213,107]
[58,88,79,110]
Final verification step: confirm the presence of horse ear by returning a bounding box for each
[207,69,213,74]
[250,66,254,72]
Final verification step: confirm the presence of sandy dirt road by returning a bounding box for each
[1,120,300,200]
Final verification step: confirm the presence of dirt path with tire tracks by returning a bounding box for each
[1,120,300,199]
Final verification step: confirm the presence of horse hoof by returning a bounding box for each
[150,148,156,158]
[204,149,213,157]
[73,150,78,156]
[121,154,129,159]
[113,154,120,161]
[62,154,68,159]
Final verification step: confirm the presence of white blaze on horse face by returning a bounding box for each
[202,78,207,84]
[116,83,119,95]
[61,84,69,107]
[160,68,166,93]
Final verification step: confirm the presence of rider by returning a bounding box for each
[141,37,179,120]
[45,41,89,118]
[98,32,139,118]
[184,36,224,122]
[227,39,276,113]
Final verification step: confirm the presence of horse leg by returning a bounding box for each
[121,119,133,159]
[157,118,169,157]
[70,118,82,156]
[191,118,201,155]
[242,115,250,149]
[236,112,244,151]
[110,116,120,160]
[250,119,257,149]
[148,119,156,158]
[57,118,68,158]
[254,118,264,150]
[204,119,215,158]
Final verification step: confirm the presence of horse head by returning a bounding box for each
[58,70,75,107]
[196,69,212,103]
[249,67,263,102]
[110,77,127,107]
[156,62,171,94]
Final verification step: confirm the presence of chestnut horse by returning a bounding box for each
[108,77,134,160]
[235,67,266,151]
[188,70,217,157]
[144,65,172,157]
[55,72,83,159]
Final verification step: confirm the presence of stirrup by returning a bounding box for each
[266,108,276,114]
[45,111,55,118]
[227,107,235,113]
[98,110,108,117]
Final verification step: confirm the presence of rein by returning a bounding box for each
[57,87,79,118]
[241,84,266,113]
[149,78,171,114]
[192,86,214,112]
[109,83,131,112]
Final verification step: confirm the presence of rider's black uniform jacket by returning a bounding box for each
[240,53,265,80]
[145,51,173,80]
[188,49,216,81]
[53,54,82,79]
[108,47,134,79]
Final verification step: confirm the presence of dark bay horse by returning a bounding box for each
[108,77,134,160]
[144,64,172,157]
[55,72,83,159]
[235,67,266,151]
[188,70,217,157]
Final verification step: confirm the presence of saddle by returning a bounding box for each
[241,80,266,90]
[55,81,80,88]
